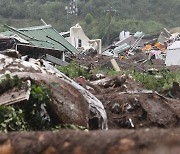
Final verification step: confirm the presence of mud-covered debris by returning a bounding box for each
[90,73,105,81]
[168,82,180,99]
[0,78,31,106]
[92,74,180,129]
[0,54,108,130]
[111,103,121,114]
[90,75,127,88]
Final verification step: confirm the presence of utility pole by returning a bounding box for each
[104,8,117,45]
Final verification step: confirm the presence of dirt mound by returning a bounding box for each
[84,75,180,129]
[73,53,166,72]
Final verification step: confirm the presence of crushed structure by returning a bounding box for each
[0,22,180,154]
[1,24,78,65]
[0,53,108,130]
[61,23,102,54]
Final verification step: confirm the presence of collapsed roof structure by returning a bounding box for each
[0,20,180,154]
[1,24,78,64]
[61,23,102,54]
[102,31,159,57]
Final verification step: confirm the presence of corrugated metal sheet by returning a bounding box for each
[45,54,69,66]
[2,25,78,53]
[115,35,150,47]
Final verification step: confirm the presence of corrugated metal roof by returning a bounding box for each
[115,35,150,47]
[2,25,78,53]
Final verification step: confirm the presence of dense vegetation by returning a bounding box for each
[0,0,180,45]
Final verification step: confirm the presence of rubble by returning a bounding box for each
[0,22,180,153]
[61,23,102,54]
[0,54,108,130]
[88,75,180,129]
[0,79,31,106]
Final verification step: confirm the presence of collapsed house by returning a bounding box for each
[100,27,180,67]
[1,24,79,65]
[61,23,102,54]
[0,23,109,130]
[102,31,158,58]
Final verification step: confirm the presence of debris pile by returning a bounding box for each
[0,53,108,130]
[75,74,180,129]
[0,22,180,153]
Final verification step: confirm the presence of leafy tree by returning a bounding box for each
[0,0,180,45]
[85,13,93,24]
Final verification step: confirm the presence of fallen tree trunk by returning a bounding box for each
[0,129,179,154]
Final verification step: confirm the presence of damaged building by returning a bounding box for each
[1,23,79,65]
[61,23,102,54]
[0,21,180,154]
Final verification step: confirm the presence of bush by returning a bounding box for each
[57,62,90,79]
[131,70,180,92]
[0,84,51,132]
[85,13,93,24]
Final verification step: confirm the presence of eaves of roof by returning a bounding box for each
[2,25,78,54]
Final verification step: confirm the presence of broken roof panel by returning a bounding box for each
[115,35,150,47]
[2,25,78,53]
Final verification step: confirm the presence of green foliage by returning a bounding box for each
[18,84,51,130]
[131,70,180,91]
[0,74,23,94]
[85,13,93,24]
[1,0,180,46]
[0,84,51,132]
[57,62,90,79]
[0,106,26,132]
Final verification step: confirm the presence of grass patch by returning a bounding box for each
[57,61,90,79]
[130,69,180,91]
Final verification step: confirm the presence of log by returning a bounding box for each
[0,129,179,154]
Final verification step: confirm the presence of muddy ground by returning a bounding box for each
[0,52,180,153]
[84,75,180,129]
[73,52,180,72]
[73,53,180,129]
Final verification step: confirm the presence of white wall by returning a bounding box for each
[165,49,180,66]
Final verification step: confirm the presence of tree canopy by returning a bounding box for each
[0,0,179,45]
